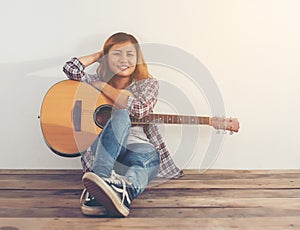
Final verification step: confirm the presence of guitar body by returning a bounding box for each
[40,80,113,157]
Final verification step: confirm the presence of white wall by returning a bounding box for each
[1,0,299,170]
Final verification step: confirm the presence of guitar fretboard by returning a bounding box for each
[130,114,210,125]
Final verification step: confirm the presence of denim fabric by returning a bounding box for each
[92,109,160,199]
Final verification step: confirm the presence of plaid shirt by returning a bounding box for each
[63,58,183,178]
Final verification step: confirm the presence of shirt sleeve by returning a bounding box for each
[127,78,159,119]
[62,57,98,83]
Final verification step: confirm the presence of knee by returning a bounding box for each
[147,151,160,169]
[132,151,160,169]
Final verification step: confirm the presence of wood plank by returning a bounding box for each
[1,179,298,190]
[130,207,300,218]
[0,208,83,218]
[1,175,299,190]
[0,179,81,190]
[179,172,300,180]
[1,169,299,175]
[140,188,300,199]
[1,207,300,219]
[183,169,300,174]
[2,188,300,199]
[0,189,82,198]
[133,197,300,209]
[151,178,300,189]
[0,197,79,209]
[1,195,299,209]
[0,169,83,175]
[0,174,82,180]
[0,217,299,230]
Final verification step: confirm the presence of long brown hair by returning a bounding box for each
[97,32,150,82]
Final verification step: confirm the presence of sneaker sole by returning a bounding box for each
[82,172,130,217]
[81,204,107,216]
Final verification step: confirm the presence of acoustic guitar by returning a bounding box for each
[39,80,239,157]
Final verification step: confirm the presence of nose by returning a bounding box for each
[119,52,128,63]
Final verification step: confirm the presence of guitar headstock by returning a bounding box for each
[211,116,240,134]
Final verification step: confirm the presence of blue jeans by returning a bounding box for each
[92,109,160,199]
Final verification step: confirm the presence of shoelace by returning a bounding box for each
[104,170,132,206]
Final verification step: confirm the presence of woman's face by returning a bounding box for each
[107,41,137,78]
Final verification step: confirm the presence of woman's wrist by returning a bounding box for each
[91,80,106,91]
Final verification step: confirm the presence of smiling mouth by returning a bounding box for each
[118,65,130,71]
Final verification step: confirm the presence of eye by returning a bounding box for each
[127,52,136,57]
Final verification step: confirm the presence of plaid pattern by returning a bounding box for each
[63,58,183,179]
[63,58,99,83]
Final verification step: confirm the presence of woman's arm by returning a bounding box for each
[62,51,103,81]
[91,81,130,109]
[91,78,159,118]
[126,78,159,119]
[78,51,103,68]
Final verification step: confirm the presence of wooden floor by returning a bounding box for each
[0,169,300,229]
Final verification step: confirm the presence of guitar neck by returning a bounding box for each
[130,114,211,125]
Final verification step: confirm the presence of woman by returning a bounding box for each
[63,32,183,217]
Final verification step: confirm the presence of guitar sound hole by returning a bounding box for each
[94,105,113,129]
